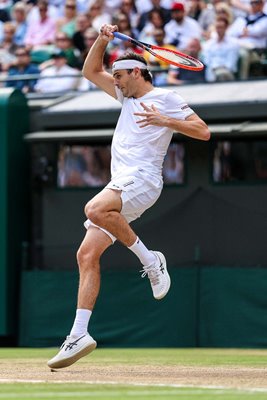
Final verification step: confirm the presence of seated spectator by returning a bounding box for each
[107,29,143,67]
[143,28,177,85]
[139,8,165,43]
[0,21,17,71]
[34,48,79,92]
[111,12,133,46]
[167,38,206,84]
[138,0,171,32]
[202,17,240,81]
[56,0,77,38]
[53,31,79,67]
[187,0,215,33]
[72,13,92,53]
[164,2,202,51]
[120,0,140,32]
[24,0,56,50]
[5,46,39,93]
[228,0,267,49]
[227,0,267,78]
[87,0,111,33]
[11,2,28,46]
[205,1,234,39]
[77,27,99,90]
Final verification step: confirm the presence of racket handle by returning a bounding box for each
[113,31,131,42]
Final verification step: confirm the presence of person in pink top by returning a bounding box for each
[24,0,56,50]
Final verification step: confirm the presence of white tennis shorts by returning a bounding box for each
[84,172,162,243]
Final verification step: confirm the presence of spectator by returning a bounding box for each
[138,0,171,32]
[203,1,233,39]
[167,38,206,84]
[0,22,17,71]
[107,28,143,67]
[228,0,267,49]
[24,0,56,50]
[164,2,202,51]
[202,17,240,81]
[77,27,99,89]
[120,0,140,32]
[139,8,165,43]
[11,2,28,46]
[187,0,215,33]
[43,31,80,68]
[5,46,39,93]
[143,27,177,85]
[72,13,92,53]
[56,0,77,38]
[34,48,79,92]
[228,0,267,78]
[87,0,111,33]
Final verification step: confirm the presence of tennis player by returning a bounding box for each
[48,24,210,369]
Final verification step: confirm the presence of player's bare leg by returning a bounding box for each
[85,188,170,300]
[47,227,112,369]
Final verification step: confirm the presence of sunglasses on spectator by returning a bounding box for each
[65,4,76,8]
[56,37,69,40]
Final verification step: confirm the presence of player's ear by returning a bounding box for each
[133,67,141,79]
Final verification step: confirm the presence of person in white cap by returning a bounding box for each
[47,23,210,370]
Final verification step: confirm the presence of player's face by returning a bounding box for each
[113,69,136,97]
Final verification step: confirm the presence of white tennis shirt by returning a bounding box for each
[111,86,194,182]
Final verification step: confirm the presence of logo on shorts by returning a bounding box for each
[123,180,134,187]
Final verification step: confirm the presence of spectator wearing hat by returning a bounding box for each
[34,48,79,92]
[164,2,202,51]
[6,46,39,93]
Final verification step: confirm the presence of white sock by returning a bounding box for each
[69,309,92,338]
[128,237,157,266]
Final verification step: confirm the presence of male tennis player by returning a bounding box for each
[47,24,210,369]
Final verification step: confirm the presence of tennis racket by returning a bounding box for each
[113,31,204,71]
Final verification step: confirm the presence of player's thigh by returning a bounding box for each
[85,188,122,215]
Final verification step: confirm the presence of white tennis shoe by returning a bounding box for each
[47,333,96,369]
[140,251,171,300]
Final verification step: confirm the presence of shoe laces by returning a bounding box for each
[140,264,160,286]
[62,335,86,351]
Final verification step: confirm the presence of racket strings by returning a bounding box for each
[151,48,202,69]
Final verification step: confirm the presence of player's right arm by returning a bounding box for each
[82,24,117,99]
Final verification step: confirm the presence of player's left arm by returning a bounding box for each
[134,103,211,141]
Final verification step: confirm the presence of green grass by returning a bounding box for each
[1,348,267,399]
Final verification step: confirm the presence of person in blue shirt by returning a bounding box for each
[6,46,40,93]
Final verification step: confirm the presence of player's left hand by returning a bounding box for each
[134,102,168,128]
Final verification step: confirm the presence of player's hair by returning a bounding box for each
[115,52,153,83]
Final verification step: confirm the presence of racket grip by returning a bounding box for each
[113,31,131,42]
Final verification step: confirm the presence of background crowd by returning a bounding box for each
[0,0,266,94]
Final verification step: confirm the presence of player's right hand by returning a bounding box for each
[99,24,118,42]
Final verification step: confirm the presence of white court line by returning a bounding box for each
[0,379,267,393]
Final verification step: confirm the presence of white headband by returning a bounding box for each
[112,59,148,72]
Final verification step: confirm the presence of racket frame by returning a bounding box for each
[113,31,204,71]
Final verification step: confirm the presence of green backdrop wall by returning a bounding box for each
[19,267,267,348]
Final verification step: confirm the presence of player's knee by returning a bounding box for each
[84,201,104,226]
[76,244,97,271]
